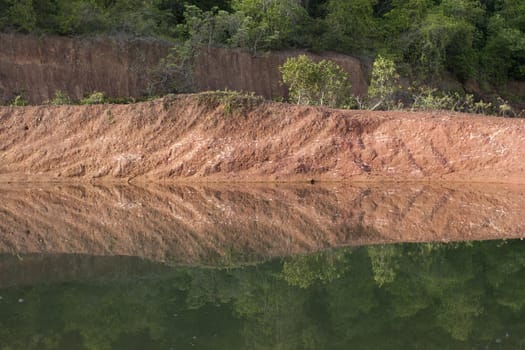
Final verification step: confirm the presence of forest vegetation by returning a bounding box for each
[1,0,524,112]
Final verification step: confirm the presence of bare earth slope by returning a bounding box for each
[1,94,524,183]
[0,33,169,104]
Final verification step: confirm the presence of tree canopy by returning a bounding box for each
[0,0,523,86]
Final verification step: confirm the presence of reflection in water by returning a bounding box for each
[1,183,525,264]
[1,241,525,349]
[1,183,525,348]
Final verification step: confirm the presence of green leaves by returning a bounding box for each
[407,5,481,81]
[280,54,351,108]
[283,249,351,288]
[368,55,399,110]
[483,6,525,82]
[8,94,28,106]
[323,0,380,53]
[231,0,311,51]
[4,0,36,32]
[0,0,523,88]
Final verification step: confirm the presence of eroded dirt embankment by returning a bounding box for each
[0,94,524,183]
[1,183,525,267]
[194,47,368,98]
[0,34,369,104]
[0,33,169,104]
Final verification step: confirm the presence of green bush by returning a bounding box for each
[408,87,516,116]
[45,90,72,105]
[280,55,351,108]
[368,55,399,110]
[80,91,106,105]
[8,95,28,106]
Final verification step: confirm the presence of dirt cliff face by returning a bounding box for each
[0,34,368,104]
[194,47,369,98]
[0,94,524,184]
[0,33,169,104]
[1,183,524,266]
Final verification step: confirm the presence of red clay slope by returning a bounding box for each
[1,183,525,265]
[0,94,524,184]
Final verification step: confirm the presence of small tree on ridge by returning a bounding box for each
[280,54,351,108]
[368,55,399,110]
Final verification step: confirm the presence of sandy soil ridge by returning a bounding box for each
[1,94,524,183]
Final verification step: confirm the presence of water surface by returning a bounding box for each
[1,183,524,264]
[1,183,525,349]
[1,241,525,349]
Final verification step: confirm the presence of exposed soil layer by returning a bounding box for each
[0,33,169,104]
[1,33,524,107]
[0,34,368,104]
[194,47,369,97]
[1,183,524,267]
[1,94,524,183]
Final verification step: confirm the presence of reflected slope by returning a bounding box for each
[1,183,524,264]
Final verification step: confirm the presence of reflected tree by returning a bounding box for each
[2,240,525,349]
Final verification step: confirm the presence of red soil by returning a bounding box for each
[0,94,524,184]
[0,183,524,266]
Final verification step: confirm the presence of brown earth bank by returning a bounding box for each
[0,34,368,104]
[0,33,169,104]
[1,94,525,183]
[2,33,524,106]
[194,47,369,98]
[0,183,524,268]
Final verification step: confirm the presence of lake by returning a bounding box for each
[1,183,525,349]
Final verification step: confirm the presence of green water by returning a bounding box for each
[1,240,525,349]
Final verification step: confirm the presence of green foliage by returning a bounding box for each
[496,97,516,117]
[0,0,176,36]
[107,0,173,36]
[280,54,351,108]
[4,0,36,32]
[81,91,106,104]
[45,90,72,105]
[409,87,516,116]
[322,0,379,53]
[368,245,400,286]
[383,0,484,82]
[410,87,459,111]
[177,5,228,49]
[231,0,312,50]
[171,1,311,57]
[150,4,236,95]
[282,249,351,288]
[149,45,195,94]
[55,0,109,34]
[482,10,525,83]
[104,96,138,104]
[8,94,28,106]
[4,240,525,348]
[408,10,479,81]
[0,0,523,90]
[368,55,399,110]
